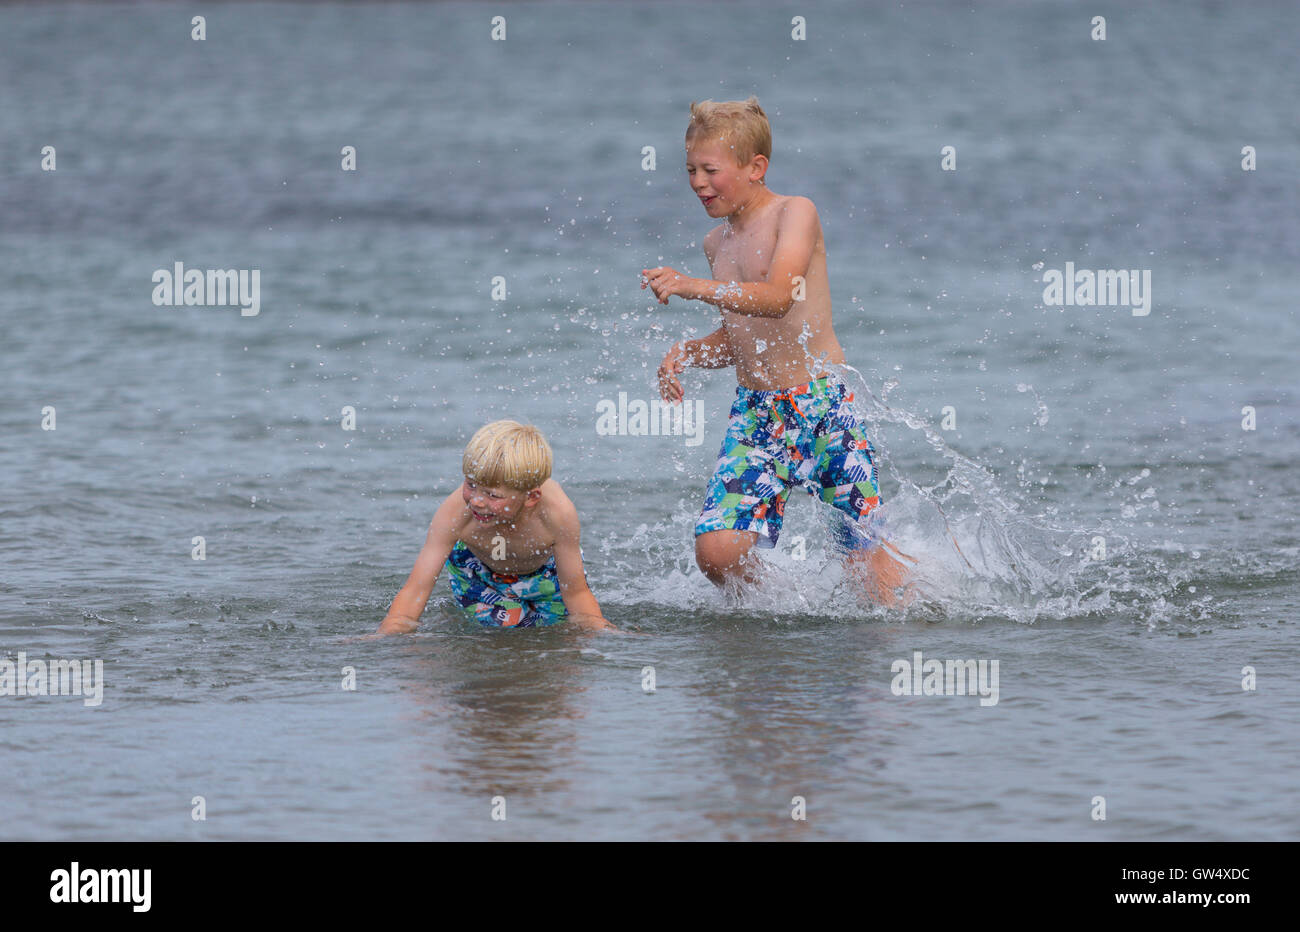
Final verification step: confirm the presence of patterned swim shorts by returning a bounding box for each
[694,375,883,551]
[445,541,568,628]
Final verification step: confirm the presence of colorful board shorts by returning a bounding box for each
[445,541,568,628]
[695,375,884,551]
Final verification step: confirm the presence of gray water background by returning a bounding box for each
[1,0,1297,839]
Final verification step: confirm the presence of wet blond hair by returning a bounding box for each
[462,420,553,491]
[684,96,772,168]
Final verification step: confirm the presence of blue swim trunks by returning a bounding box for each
[695,375,883,551]
[445,541,568,628]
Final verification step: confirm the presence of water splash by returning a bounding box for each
[597,365,1232,629]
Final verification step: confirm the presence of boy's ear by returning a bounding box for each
[524,488,543,506]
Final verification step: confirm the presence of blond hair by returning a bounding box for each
[684,96,772,168]
[462,420,553,491]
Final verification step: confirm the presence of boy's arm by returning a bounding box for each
[548,497,614,632]
[655,230,736,402]
[684,232,736,366]
[642,197,819,318]
[680,326,735,368]
[375,492,461,635]
[658,325,733,403]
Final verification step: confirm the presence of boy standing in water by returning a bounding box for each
[644,96,910,603]
[376,421,612,633]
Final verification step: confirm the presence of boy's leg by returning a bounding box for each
[695,528,764,586]
[694,397,792,587]
[799,384,915,606]
[843,541,915,607]
[832,496,916,608]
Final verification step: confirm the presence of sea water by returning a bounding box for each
[1,0,1297,840]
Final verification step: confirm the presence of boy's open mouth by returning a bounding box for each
[700,195,717,205]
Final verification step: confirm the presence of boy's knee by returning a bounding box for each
[694,531,754,583]
[693,546,724,583]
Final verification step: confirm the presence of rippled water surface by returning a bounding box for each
[1,1,1297,840]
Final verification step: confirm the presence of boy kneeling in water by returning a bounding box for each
[377,420,612,633]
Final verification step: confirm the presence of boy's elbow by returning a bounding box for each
[766,283,797,317]
[770,294,797,318]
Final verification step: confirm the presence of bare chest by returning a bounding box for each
[711,223,780,283]
[459,522,555,574]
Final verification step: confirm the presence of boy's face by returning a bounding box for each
[461,478,538,525]
[686,138,767,218]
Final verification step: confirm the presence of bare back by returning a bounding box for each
[705,194,846,390]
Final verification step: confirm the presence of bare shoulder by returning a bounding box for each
[777,195,820,223]
[539,479,580,530]
[774,196,824,254]
[432,486,470,534]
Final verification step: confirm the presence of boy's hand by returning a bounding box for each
[568,611,619,632]
[376,614,420,636]
[641,267,698,305]
[657,342,687,403]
